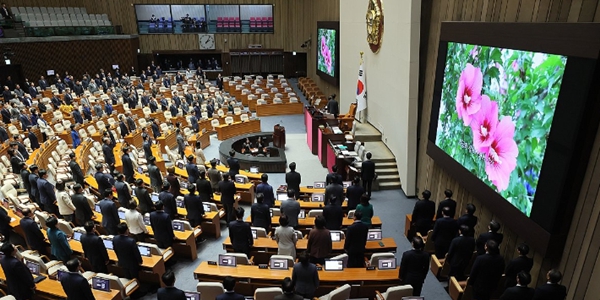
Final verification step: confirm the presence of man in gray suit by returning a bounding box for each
[280,189,301,228]
[176,129,186,158]
[208,159,223,191]
[147,156,163,193]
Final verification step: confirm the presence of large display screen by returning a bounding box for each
[434,42,567,216]
[318,28,336,77]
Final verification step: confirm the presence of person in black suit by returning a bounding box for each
[28,164,40,206]
[216,74,224,90]
[0,243,35,300]
[159,183,177,220]
[505,243,534,288]
[94,164,115,195]
[219,174,237,224]
[457,203,478,237]
[344,210,368,268]
[324,181,344,206]
[102,138,116,174]
[325,165,342,185]
[99,189,120,235]
[19,162,31,200]
[71,184,93,226]
[147,156,163,193]
[80,221,109,273]
[186,155,200,184]
[326,95,339,117]
[60,258,95,300]
[121,147,135,183]
[229,207,253,256]
[346,177,364,211]
[134,179,154,215]
[150,201,175,248]
[142,135,152,161]
[360,152,376,197]
[323,196,343,230]
[468,240,505,300]
[500,271,535,300]
[399,236,431,296]
[276,277,305,300]
[166,167,181,199]
[0,204,11,244]
[411,190,436,237]
[431,206,458,258]
[157,271,186,300]
[285,162,301,199]
[532,269,567,300]
[151,118,161,138]
[436,189,457,219]
[226,150,240,177]
[196,171,213,203]
[20,208,48,255]
[446,225,475,280]
[37,169,57,215]
[38,76,48,90]
[26,127,39,150]
[113,223,143,279]
[0,3,12,19]
[217,276,245,300]
[8,149,20,174]
[476,220,504,255]
[68,153,84,186]
[183,185,205,227]
[118,115,130,137]
[251,193,271,232]
[114,174,132,208]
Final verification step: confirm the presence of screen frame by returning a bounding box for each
[316,21,340,86]
[427,22,600,257]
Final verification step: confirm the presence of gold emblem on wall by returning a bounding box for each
[366,0,384,53]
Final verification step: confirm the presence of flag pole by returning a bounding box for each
[357,51,364,123]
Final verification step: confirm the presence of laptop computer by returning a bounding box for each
[176,161,184,169]
[25,260,47,283]
[172,221,185,231]
[270,259,289,270]
[235,176,246,184]
[143,215,151,226]
[184,291,201,300]
[95,204,101,213]
[138,245,151,257]
[249,166,259,174]
[118,210,126,220]
[367,230,383,241]
[180,181,189,189]
[342,181,352,188]
[150,193,160,203]
[330,231,342,242]
[276,192,288,201]
[92,277,111,292]
[102,238,114,250]
[312,194,324,202]
[176,199,185,208]
[56,269,67,280]
[218,254,236,267]
[251,229,257,239]
[137,166,143,173]
[298,210,306,219]
[313,181,326,189]
[203,203,212,212]
[378,258,397,270]
[324,259,344,271]
[73,231,82,241]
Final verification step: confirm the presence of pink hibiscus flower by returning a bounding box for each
[484,116,519,192]
[321,36,327,54]
[323,46,332,73]
[456,64,483,126]
[470,95,499,153]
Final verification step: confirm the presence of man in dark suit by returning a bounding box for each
[326,165,342,185]
[220,174,237,223]
[28,164,40,205]
[346,177,364,210]
[0,243,35,300]
[500,271,535,300]
[102,138,116,173]
[0,123,9,142]
[19,162,32,199]
[217,276,245,300]
[216,74,224,90]
[71,184,93,226]
[532,269,567,300]
[326,95,339,117]
[323,196,343,230]
[285,162,301,199]
[115,174,132,208]
[255,173,274,208]
[94,164,115,195]
[505,243,534,288]
[113,223,143,279]
[80,221,109,273]
[72,108,84,124]
[399,236,431,296]
[0,205,10,244]
[157,271,186,300]
[9,149,21,174]
[0,3,12,19]
[436,189,457,219]
[446,225,475,280]
[150,201,175,248]
[126,112,136,131]
[66,153,84,186]
[143,136,153,160]
[176,129,186,158]
[229,207,253,255]
[151,118,161,138]
[99,189,120,235]
[147,156,163,193]
[18,113,31,130]
[476,220,504,255]
[250,193,271,232]
[38,76,48,90]
[196,171,213,203]
[344,210,368,268]
[159,183,177,220]
[468,240,505,300]
[411,190,436,236]
[360,152,376,197]
[431,206,458,258]
[38,169,58,214]
[457,203,478,237]
[118,115,130,137]
[60,258,95,300]
[226,150,241,177]
[186,155,200,184]
[183,185,205,228]
[20,208,48,255]
[121,147,135,183]
[134,179,155,215]
[166,167,181,198]
[208,159,223,191]
[324,180,344,206]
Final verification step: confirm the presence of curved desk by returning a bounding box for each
[216,119,261,140]
[219,132,287,173]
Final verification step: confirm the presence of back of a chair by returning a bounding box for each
[269,255,294,266]
[57,219,74,236]
[369,252,395,266]
[203,202,218,212]
[327,284,351,300]
[254,287,283,300]
[1,183,17,200]
[308,209,323,217]
[79,129,88,139]
[196,282,225,300]
[211,119,220,128]
[225,116,234,125]
[251,226,267,237]
[449,276,464,300]
[382,285,413,299]
[229,253,251,265]
[240,114,249,122]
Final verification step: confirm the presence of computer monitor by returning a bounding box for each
[249,166,259,173]
[25,260,40,275]
[111,64,119,70]
[203,203,212,212]
[276,192,288,201]
[251,229,257,239]
[92,277,111,292]
[184,292,201,300]
[218,254,236,267]
[172,221,185,231]
[235,176,246,184]
[324,259,344,271]
[298,210,306,219]
[73,231,82,241]
[312,194,324,202]
[269,209,273,218]
[150,193,159,203]
[330,231,342,242]
[367,230,382,241]
[269,259,288,270]
[176,199,185,208]
[176,161,184,169]
[56,269,67,280]
[95,204,101,213]
[342,181,352,188]
[138,245,151,257]
[314,181,326,189]
[180,181,189,189]
[46,70,55,76]
[103,239,114,250]
[378,258,397,270]
[143,215,151,226]
[118,211,126,220]
[137,167,143,173]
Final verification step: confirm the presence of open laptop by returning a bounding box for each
[118,210,126,220]
[249,166,259,174]
[218,254,236,267]
[269,259,289,270]
[92,277,111,292]
[184,292,201,300]
[251,229,258,239]
[143,215,151,226]
[378,258,397,270]
[25,260,46,283]
[176,199,185,208]
[235,176,246,184]
[150,193,160,203]
[313,181,326,189]
[276,192,288,201]
[56,269,67,280]
[95,204,101,213]
[330,231,342,242]
[137,167,143,173]
[298,210,306,219]
[203,203,212,212]
[102,238,114,250]
[324,259,344,271]
[138,245,151,257]
[180,181,189,189]
[312,193,324,202]
[342,181,352,188]
[176,161,184,169]
[172,221,185,231]
[73,231,82,241]
[367,229,383,241]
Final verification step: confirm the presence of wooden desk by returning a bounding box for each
[223,236,397,254]
[124,129,144,148]
[216,119,261,140]
[156,129,177,153]
[245,216,383,231]
[255,102,304,117]
[274,200,348,210]
[174,166,256,204]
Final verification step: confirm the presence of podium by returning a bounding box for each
[273,124,286,148]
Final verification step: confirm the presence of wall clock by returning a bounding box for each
[366,0,384,53]
[199,34,216,50]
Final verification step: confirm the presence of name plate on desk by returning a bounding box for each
[258,264,268,269]
[366,266,376,270]
[208,261,217,265]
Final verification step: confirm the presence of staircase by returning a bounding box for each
[2,22,26,38]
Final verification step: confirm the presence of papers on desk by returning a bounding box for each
[9,218,15,223]
[331,126,343,134]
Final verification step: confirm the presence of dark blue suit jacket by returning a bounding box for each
[346,184,364,210]
[95,171,115,194]
[216,291,245,300]
[37,178,55,205]
[183,194,205,223]
[20,216,46,251]
[186,162,200,184]
[0,255,35,299]
[29,173,39,200]
[150,210,174,247]
[28,131,39,149]
[103,143,116,165]
[80,232,109,269]
[159,191,177,220]
[99,198,119,232]
[533,283,567,300]
[122,153,134,180]
[60,271,95,300]
[344,220,368,254]
[113,234,142,269]
[157,286,186,300]
[256,183,274,207]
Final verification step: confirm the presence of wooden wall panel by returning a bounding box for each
[419,0,600,297]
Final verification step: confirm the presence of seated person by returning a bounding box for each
[242,138,252,153]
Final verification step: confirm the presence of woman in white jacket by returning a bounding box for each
[56,181,76,222]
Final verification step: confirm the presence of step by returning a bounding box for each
[377,174,400,183]
[378,181,402,190]
[375,168,398,176]
[375,162,397,168]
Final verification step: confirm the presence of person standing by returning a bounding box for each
[291,252,319,299]
[60,258,95,300]
[147,156,163,193]
[28,164,40,207]
[56,181,76,222]
[113,223,143,279]
[256,174,275,207]
[80,221,109,273]
[399,236,430,296]
[157,271,187,300]
[306,215,331,265]
[150,201,175,248]
[346,177,364,210]
[46,216,73,263]
[251,193,271,232]
[431,206,458,258]
[159,182,177,220]
[166,167,181,198]
[285,162,301,199]
[436,189,457,219]
[38,169,58,215]
[195,171,213,204]
[322,196,343,230]
[280,189,301,228]
[457,203,478,237]
[275,215,297,258]
[469,240,506,300]
[0,243,35,300]
[476,220,504,255]
[125,201,149,242]
[94,164,114,194]
[102,138,116,174]
[228,207,253,256]
[505,244,534,289]
[20,208,48,256]
[324,180,344,206]
[219,174,237,224]
[226,150,240,177]
[68,153,85,186]
[99,188,120,235]
[344,210,368,267]
[500,271,535,300]
[355,194,374,228]
[446,225,476,281]
[114,174,132,208]
[186,155,200,184]
[121,147,135,183]
[71,184,94,226]
[360,152,376,197]
[411,190,436,237]
[183,185,205,228]
[532,269,567,300]
[134,179,154,215]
